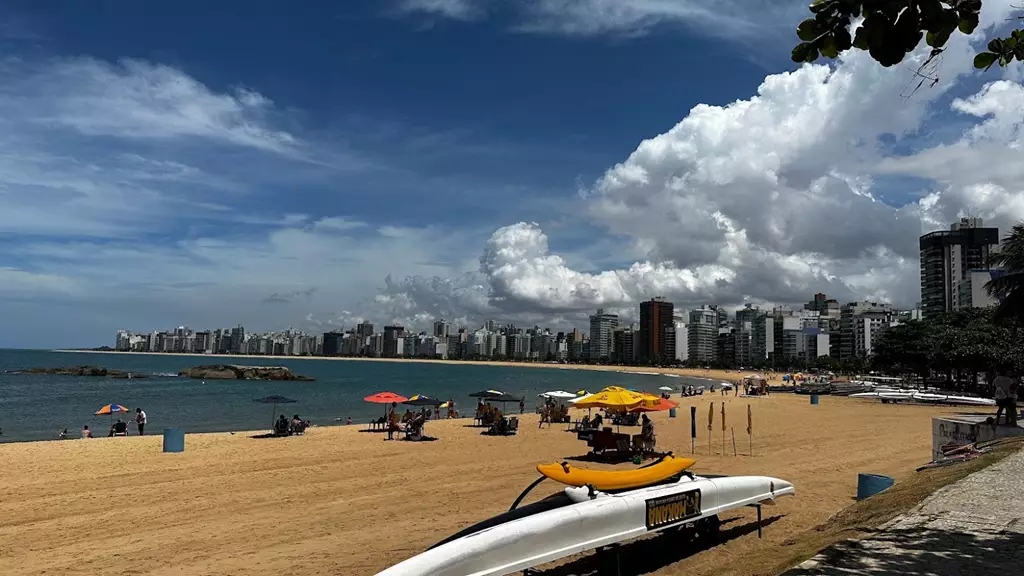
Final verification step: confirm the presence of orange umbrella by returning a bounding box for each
[364,392,408,404]
[628,398,679,413]
[364,392,408,426]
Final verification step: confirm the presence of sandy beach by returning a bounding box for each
[52,349,751,383]
[0,393,984,576]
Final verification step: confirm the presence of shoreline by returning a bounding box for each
[51,348,742,383]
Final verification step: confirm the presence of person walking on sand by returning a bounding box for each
[135,407,147,436]
[993,369,1013,425]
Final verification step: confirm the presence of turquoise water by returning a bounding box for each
[0,349,707,443]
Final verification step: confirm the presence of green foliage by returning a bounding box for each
[871,308,1024,385]
[791,1,1022,70]
[986,222,1024,324]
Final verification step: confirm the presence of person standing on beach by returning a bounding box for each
[519,398,525,414]
[135,408,147,435]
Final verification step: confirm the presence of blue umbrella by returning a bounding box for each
[253,395,298,430]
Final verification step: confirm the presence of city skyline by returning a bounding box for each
[4,2,1024,349]
[110,288,930,369]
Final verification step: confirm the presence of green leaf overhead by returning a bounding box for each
[789,1,1022,70]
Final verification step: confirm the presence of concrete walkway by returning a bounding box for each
[786,448,1024,575]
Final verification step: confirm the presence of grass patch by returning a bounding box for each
[760,437,1024,575]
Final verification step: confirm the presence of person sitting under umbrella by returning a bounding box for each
[274,415,290,436]
[109,418,129,437]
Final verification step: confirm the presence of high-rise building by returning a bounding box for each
[920,217,1000,319]
[383,325,405,357]
[356,322,374,337]
[322,332,344,356]
[638,298,675,364]
[687,306,718,364]
[839,302,895,359]
[433,319,450,340]
[588,309,619,361]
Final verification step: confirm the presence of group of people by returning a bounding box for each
[70,408,147,439]
[275,414,311,436]
[537,398,569,427]
[385,402,429,440]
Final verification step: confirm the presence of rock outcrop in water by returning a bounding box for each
[5,365,148,378]
[178,365,314,381]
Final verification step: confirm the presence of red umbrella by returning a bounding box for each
[364,392,408,404]
[365,392,409,427]
[628,398,679,413]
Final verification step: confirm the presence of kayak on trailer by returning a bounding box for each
[374,467,795,576]
[536,455,696,491]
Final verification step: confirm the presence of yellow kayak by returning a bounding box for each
[536,456,696,491]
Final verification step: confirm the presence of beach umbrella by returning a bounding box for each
[539,391,577,400]
[658,386,674,392]
[404,394,442,407]
[484,392,523,412]
[573,386,649,410]
[253,395,298,430]
[628,398,679,413]
[364,392,409,424]
[469,389,504,398]
[95,403,130,416]
[95,403,131,428]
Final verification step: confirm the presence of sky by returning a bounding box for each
[2,1,1024,348]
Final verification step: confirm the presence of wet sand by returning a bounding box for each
[0,393,976,576]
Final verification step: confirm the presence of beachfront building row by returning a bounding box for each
[114,296,923,367]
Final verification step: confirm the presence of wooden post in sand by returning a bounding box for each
[689,405,696,454]
[731,427,737,456]
[707,402,714,455]
[721,401,726,456]
[747,404,753,457]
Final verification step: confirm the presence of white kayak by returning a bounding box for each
[375,472,794,576]
[850,391,995,406]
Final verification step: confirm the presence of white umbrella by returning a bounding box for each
[539,390,577,399]
[658,386,674,392]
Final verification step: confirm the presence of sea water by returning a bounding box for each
[0,349,708,443]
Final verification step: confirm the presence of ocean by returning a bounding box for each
[0,349,709,443]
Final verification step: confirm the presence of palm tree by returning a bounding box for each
[986,223,1024,325]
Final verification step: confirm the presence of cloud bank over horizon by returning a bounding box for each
[4,1,1024,347]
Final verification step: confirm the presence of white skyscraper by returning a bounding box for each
[589,309,619,361]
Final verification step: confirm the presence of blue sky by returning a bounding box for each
[2,1,1022,348]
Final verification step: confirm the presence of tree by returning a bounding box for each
[986,223,1024,325]
[791,1,1023,71]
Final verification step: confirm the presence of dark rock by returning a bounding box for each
[4,365,149,378]
[178,365,314,381]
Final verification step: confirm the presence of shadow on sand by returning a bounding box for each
[563,452,665,465]
[783,525,1024,575]
[533,515,783,576]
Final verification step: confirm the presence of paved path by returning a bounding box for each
[786,448,1024,575]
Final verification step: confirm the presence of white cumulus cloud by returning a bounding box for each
[357,1,1024,330]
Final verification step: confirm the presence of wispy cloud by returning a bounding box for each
[394,0,803,39]
[0,58,300,154]
[396,0,485,20]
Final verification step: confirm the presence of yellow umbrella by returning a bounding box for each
[573,386,649,410]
